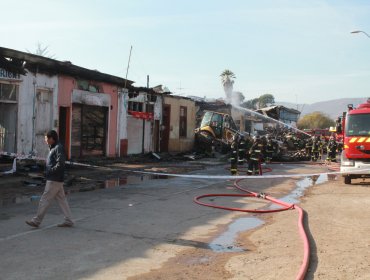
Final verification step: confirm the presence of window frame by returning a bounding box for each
[179,106,187,138]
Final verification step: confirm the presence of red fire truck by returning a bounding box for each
[340,99,370,184]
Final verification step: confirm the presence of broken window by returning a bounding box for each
[0,83,18,102]
[77,80,100,93]
[36,90,51,103]
[146,104,154,113]
[148,94,157,103]
[128,92,145,113]
[179,106,187,137]
[128,101,143,112]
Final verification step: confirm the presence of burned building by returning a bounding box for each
[256,105,301,128]
[0,47,133,159]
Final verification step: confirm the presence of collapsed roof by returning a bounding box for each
[0,46,134,87]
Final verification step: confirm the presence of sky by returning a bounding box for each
[1,0,370,104]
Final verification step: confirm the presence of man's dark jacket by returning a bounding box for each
[45,142,66,182]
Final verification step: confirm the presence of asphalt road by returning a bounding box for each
[0,162,325,280]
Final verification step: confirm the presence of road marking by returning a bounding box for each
[0,218,84,242]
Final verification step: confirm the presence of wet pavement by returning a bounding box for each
[208,173,331,253]
[209,217,264,252]
[0,161,329,280]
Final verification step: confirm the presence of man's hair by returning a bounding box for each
[46,130,59,142]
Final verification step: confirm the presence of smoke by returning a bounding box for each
[223,77,234,104]
[231,91,244,107]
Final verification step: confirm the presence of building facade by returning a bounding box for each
[162,95,196,153]
[0,47,132,159]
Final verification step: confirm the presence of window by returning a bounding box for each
[200,111,212,127]
[179,106,187,137]
[146,104,154,114]
[77,80,100,93]
[0,83,18,102]
[346,114,370,136]
[128,101,143,112]
[36,90,51,103]
[128,92,144,113]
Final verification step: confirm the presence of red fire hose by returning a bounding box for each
[194,178,310,280]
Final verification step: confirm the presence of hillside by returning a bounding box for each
[277,97,367,119]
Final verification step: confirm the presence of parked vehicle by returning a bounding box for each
[340,99,370,184]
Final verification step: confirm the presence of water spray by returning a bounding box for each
[232,104,311,137]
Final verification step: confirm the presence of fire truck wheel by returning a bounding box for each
[344,176,351,185]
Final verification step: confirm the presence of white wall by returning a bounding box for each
[127,116,151,154]
[17,71,58,156]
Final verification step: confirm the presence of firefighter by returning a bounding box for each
[265,135,274,163]
[311,136,320,161]
[326,136,338,162]
[337,139,343,154]
[305,137,313,159]
[292,134,300,150]
[248,136,263,175]
[318,135,325,160]
[238,135,247,165]
[230,134,240,175]
[298,136,306,150]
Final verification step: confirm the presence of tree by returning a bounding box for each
[220,69,235,104]
[258,94,275,108]
[242,98,259,109]
[242,94,275,109]
[297,111,335,129]
[26,42,56,58]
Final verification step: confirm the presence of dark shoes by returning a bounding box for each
[26,220,73,228]
[25,220,39,228]
[57,222,74,228]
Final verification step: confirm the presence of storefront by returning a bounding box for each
[70,89,111,158]
[0,68,20,153]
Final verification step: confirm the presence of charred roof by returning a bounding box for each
[0,46,134,87]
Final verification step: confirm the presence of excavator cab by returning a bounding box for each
[195,111,240,153]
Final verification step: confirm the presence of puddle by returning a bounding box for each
[278,174,328,205]
[209,217,264,253]
[100,174,169,189]
[210,174,330,252]
[0,174,170,206]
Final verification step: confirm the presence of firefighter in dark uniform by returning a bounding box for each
[337,138,343,154]
[326,136,338,162]
[311,136,320,161]
[238,135,247,165]
[248,136,263,175]
[292,134,300,150]
[305,137,313,159]
[265,135,274,163]
[230,134,240,175]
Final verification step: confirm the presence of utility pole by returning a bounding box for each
[118,45,132,157]
[124,46,132,89]
[142,75,149,154]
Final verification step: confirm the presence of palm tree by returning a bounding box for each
[220,70,236,104]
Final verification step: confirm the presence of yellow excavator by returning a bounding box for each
[195,111,241,153]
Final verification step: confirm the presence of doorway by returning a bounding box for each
[59,107,70,158]
[71,104,108,157]
[160,104,171,152]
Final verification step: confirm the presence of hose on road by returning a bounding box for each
[194,176,310,280]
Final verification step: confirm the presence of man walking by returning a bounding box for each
[26,130,73,228]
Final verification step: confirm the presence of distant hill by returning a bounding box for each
[276,98,367,119]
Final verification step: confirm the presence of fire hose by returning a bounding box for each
[193,177,310,280]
